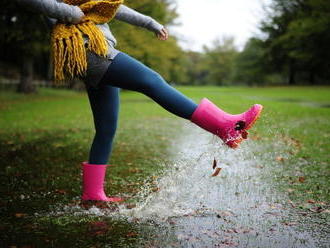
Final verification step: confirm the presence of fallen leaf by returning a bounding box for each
[276,156,285,162]
[309,206,324,213]
[212,168,222,177]
[298,177,306,183]
[283,222,297,226]
[219,239,238,246]
[288,200,296,208]
[229,227,252,234]
[55,189,67,195]
[307,199,316,204]
[126,232,138,238]
[151,187,159,192]
[126,204,136,209]
[128,168,142,173]
[88,221,110,236]
[15,213,27,218]
[213,158,217,169]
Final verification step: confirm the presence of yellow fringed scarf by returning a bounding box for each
[51,0,123,83]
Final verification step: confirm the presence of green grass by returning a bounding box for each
[0,86,329,247]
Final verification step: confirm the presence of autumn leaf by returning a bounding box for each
[126,232,138,238]
[55,189,67,195]
[128,168,142,173]
[15,213,27,218]
[276,156,285,162]
[151,187,159,192]
[126,204,136,209]
[212,168,222,177]
[88,221,111,236]
[298,176,306,183]
[309,206,325,213]
[283,222,298,226]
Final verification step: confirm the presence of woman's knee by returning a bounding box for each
[95,123,117,140]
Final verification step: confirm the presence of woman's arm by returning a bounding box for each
[16,0,84,24]
[115,5,164,34]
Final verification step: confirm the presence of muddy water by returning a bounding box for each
[117,122,321,247]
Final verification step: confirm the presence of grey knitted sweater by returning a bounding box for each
[17,0,164,87]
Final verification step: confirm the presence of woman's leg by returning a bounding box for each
[98,52,263,149]
[99,52,198,120]
[86,84,120,165]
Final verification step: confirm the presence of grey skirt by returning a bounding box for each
[83,47,120,89]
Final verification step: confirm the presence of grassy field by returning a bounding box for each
[0,86,329,247]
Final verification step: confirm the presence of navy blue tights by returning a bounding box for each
[86,52,197,164]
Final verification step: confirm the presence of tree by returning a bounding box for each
[202,37,239,85]
[181,51,208,85]
[233,38,266,86]
[261,0,330,85]
[0,0,185,91]
[0,0,50,93]
[111,0,186,83]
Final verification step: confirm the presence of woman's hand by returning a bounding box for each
[157,27,169,41]
[69,6,85,24]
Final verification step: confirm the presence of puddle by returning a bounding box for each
[47,122,329,247]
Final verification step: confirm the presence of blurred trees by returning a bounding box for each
[0,0,50,93]
[0,0,185,92]
[1,0,330,90]
[260,0,330,85]
[232,38,267,86]
[202,37,238,85]
[182,0,330,86]
[112,0,188,83]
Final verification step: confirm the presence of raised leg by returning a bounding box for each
[99,52,198,120]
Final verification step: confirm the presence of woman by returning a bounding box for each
[17,0,263,203]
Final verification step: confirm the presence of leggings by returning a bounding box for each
[86,52,198,164]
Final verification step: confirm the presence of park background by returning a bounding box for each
[0,0,329,247]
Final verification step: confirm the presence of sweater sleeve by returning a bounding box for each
[115,5,164,33]
[16,0,84,24]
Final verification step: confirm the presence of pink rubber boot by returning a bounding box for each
[191,98,263,148]
[81,162,123,202]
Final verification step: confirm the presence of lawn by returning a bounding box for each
[0,86,329,247]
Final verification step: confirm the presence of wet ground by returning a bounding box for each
[48,122,330,248]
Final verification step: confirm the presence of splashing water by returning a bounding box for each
[121,123,281,219]
[46,122,327,247]
[116,122,319,247]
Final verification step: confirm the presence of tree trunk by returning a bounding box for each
[288,59,296,85]
[309,70,315,85]
[46,54,54,86]
[17,55,36,94]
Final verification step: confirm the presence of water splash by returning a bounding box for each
[120,124,279,220]
[116,122,318,247]
[45,122,325,247]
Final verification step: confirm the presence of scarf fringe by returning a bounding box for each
[77,21,108,57]
[51,0,123,84]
